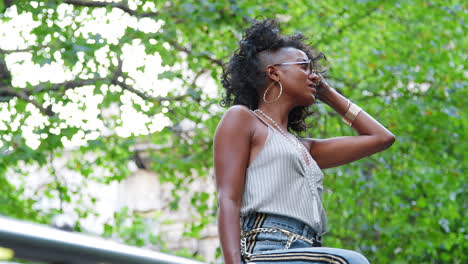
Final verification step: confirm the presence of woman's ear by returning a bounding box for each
[265,65,280,82]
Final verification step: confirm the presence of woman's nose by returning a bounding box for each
[309,72,320,84]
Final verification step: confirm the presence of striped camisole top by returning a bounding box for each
[240,110,327,235]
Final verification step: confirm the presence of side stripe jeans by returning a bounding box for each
[240,213,370,264]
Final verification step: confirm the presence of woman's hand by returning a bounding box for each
[315,73,333,101]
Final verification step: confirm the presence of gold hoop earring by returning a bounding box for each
[263,81,283,104]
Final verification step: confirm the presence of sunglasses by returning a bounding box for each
[273,59,319,74]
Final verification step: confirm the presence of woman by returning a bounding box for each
[213,19,395,264]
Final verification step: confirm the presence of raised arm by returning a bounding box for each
[214,105,253,264]
[307,79,395,169]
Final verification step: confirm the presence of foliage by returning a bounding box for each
[0,0,466,263]
[102,207,159,247]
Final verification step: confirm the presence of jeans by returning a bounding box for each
[241,213,370,264]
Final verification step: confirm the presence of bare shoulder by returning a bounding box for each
[217,105,255,132]
[214,105,256,150]
[223,105,254,118]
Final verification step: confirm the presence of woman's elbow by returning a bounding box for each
[217,192,242,209]
[380,133,396,150]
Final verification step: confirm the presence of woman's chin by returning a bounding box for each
[307,94,317,105]
[298,99,316,107]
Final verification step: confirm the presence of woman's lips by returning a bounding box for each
[308,85,317,95]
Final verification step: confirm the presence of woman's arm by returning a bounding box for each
[214,105,254,264]
[307,79,396,169]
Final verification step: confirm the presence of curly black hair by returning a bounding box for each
[220,19,325,134]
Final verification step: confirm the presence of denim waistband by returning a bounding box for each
[241,212,322,243]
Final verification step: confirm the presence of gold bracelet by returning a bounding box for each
[342,103,362,126]
[344,99,351,113]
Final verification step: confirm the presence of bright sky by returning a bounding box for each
[0,2,219,150]
[0,2,222,235]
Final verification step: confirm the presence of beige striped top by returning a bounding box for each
[240,110,327,235]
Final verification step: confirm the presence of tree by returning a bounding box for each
[0,0,466,263]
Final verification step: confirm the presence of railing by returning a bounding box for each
[0,216,205,264]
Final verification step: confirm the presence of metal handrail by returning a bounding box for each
[0,216,205,264]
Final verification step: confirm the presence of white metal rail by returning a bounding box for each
[0,216,205,264]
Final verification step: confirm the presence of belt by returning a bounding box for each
[240,213,322,260]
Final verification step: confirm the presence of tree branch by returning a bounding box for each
[1,40,191,116]
[112,79,187,102]
[3,0,14,10]
[63,0,159,18]
[1,75,187,115]
[169,41,224,67]
[191,69,208,87]
[110,58,187,102]
[1,86,54,116]
[0,46,47,54]
[0,57,12,85]
[33,78,107,94]
[1,56,187,116]
[0,47,27,54]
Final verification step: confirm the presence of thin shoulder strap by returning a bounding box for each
[250,110,275,130]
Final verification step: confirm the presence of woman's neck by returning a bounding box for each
[256,102,293,131]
